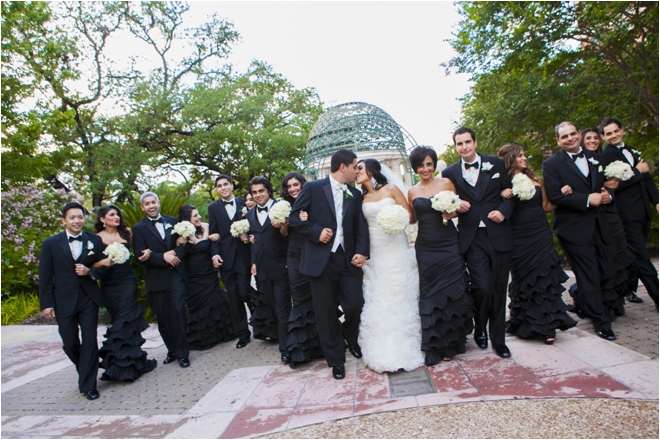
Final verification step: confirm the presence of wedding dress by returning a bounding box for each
[358,197,424,373]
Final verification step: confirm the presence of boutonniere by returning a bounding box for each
[87,241,94,250]
[588,157,599,166]
[241,207,248,217]
[164,223,173,230]
[344,188,354,199]
[481,162,493,173]
[631,148,641,156]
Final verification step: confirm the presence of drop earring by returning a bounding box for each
[371,177,378,189]
[102,222,106,228]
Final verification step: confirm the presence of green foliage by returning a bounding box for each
[117,194,189,227]
[1,293,41,325]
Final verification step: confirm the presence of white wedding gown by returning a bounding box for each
[358,197,424,373]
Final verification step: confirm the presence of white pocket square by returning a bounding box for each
[88,251,95,256]
[491,173,500,179]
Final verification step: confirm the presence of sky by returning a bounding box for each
[183,1,472,153]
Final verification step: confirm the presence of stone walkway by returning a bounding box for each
[1,260,658,438]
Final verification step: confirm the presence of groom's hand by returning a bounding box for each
[352,254,367,268]
[319,228,333,243]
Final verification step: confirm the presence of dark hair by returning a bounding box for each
[214,174,234,186]
[280,172,307,204]
[452,126,476,144]
[248,176,274,199]
[580,127,602,153]
[177,204,204,238]
[598,118,623,135]
[409,146,438,172]
[358,159,388,195]
[330,149,357,173]
[95,205,131,242]
[62,202,85,218]
[497,143,539,182]
[555,121,579,138]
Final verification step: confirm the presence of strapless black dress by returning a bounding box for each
[413,198,474,365]
[99,243,156,382]
[506,187,576,338]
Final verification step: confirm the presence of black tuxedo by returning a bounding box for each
[290,177,370,367]
[543,150,615,330]
[208,198,252,339]
[442,155,513,346]
[247,200,291,352]
[602,144,659,306]
[39,231,104,392]
[133,215,189,359]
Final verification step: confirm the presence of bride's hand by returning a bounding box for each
[351,254,367,268]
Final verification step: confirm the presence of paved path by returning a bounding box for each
[2,259,658,438]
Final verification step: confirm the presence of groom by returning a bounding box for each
[290,149,370,379]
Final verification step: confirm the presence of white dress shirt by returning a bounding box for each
[223,197,237,220]
[568,149,590,178]
[617,143,635,166]
[329,175,346,253]
[257,199,274,225]
[461,156,481,187]
[150,216,165,239]
[67,232,83,260]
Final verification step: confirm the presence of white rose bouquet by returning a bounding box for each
[511,174,537,201]
[230,219,250,243]
[605,160,635,181]
[269,200,291,224]
[376,204,409,235]
[103,242,130,264]
[172,221,196,241]
[430,191,462,225]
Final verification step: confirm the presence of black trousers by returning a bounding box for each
[559,226,612,332]
[308,247,364,367]
[256,269,291,353]
[55,288,99,393]
[148,273,189,359]
[464,228,512,347]
[221,270,252,339]
[623,219,659,307]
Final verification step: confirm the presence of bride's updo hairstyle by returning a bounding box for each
[177,203,204,238]
[497,143,539,182]
[358,158,389,195]
[409,146,438,173]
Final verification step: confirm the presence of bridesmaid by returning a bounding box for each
[175,204,236,350]
[245,192,256,210]
[93,206,157,381]
[408,146,473,365]
[278,172,323,368]
[497,144,576,344]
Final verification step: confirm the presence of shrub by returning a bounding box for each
[1,293,40,325]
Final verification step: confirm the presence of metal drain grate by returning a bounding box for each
[387,369,436,397]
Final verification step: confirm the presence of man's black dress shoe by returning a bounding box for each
[236,338,250,349]
[596,328,617,340]
[332,365,345,380]
[281,352,291,364]
[179,357,190,368]
[494,344,511,358]
[163,356,175,364]
[626,293,643,303]
[348,344,362,359]
[83,389,100,400]
[475,336,488,349]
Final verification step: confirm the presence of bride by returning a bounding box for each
[355,158,424,373]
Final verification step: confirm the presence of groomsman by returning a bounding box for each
[543,122,617,340]
[209,175,253,348]
[442,127,514,358]
[246,176,292,363]
[39,202,105,400]
[599,118,659,309]
[132,192,190,367]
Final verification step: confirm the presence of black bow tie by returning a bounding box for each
[257,206,268,213]
[571,151,585,162]
[69,235,83,242]
[464,162,479,170]
[150,217,164,224]
[222,200,234,206]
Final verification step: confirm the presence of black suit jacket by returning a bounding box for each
[442,154,514,254]
[542,150,613,246]
[247,201,288,282]
[38,231,104,318]
[132,215,186,291]
[289,177,370,278]
[602,143,658,223]
[208,198,251,274]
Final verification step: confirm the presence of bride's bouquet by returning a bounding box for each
[268,200,291,224]
[511,174,537,201]
[377,204,409,235]
[430,191,462,225]
[103,242,130,264]
[230,219,250,243]
[605,160,634,181]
